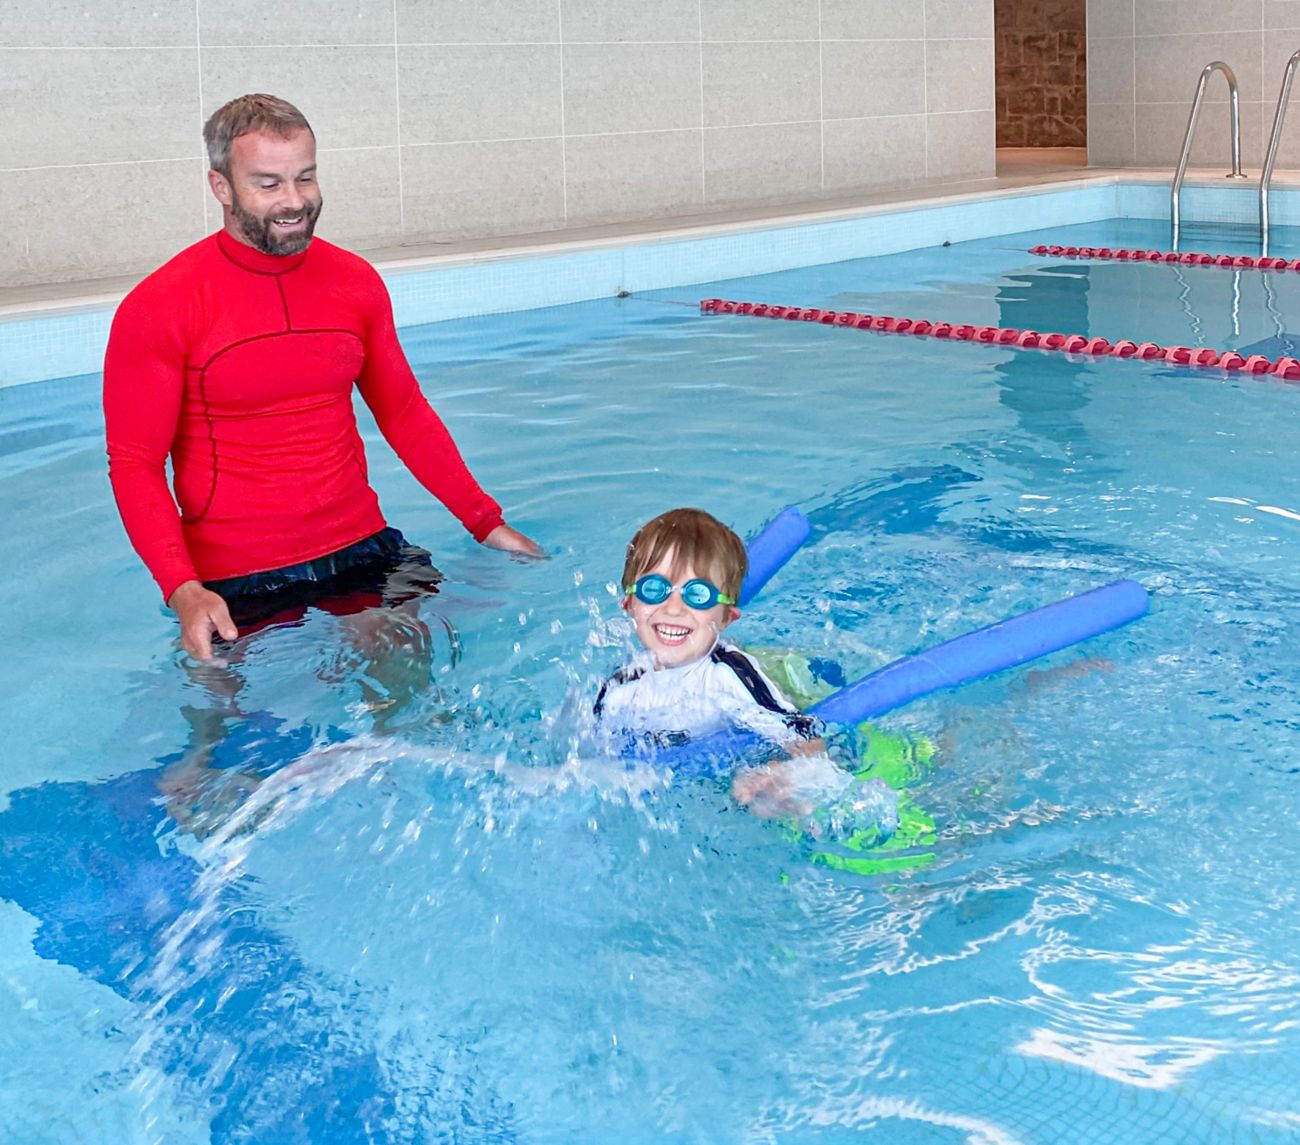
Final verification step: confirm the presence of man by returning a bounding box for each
[104,93,541,660]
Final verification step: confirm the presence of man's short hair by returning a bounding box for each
[622,508,748,602]
[203,93,314,178]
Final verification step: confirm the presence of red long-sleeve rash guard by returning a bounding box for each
[104,231,504,601]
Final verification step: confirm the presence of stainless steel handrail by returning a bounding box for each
[1171,61,1246,249]
[1260,50,1300,256]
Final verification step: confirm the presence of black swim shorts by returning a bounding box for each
[204,527,442,632]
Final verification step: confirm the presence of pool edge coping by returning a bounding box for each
[4,167,1298,389]
[0,167,1241,323]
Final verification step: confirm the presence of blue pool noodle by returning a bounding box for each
[739,506,811,606]
[628,578,1149,777]
[811,578,1149,724]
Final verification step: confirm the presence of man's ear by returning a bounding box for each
[719,605,741,628]
[207,168,232,207]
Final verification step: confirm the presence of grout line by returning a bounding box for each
[194,0,207,233]
[392,0,406,236]
[1131,0,1137,163]
[557,0,568,222]
[1,36,987,48]
[0,109,1018,178]
[818,0,825,189]
[923,2,930,178]
[699,0,707,207]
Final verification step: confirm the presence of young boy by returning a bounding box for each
[595,507,820,750]
[595,508,875,828]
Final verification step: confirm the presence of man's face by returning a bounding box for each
[210,127,322,256]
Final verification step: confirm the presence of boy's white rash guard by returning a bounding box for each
[594,643,820,747]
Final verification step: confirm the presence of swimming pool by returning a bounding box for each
[3,213,1300,1143]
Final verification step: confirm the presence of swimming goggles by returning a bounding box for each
[625,574,735,610]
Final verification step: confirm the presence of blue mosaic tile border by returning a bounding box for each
[2,179,1293,390]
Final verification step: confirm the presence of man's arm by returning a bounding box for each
[353,273,542,557]
[103,291,238,658]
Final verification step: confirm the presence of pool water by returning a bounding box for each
[2,216,1300,1143]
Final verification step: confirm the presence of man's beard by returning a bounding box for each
[230,190,322,256]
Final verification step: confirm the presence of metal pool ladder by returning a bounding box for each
[1260,49,1300,256]
[1171,61,1246,248]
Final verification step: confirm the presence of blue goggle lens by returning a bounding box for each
[626,574,734,610]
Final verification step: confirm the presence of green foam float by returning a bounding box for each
[751,650,938,876]
[815,721,938,876]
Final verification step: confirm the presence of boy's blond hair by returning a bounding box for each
[622,508,747,602]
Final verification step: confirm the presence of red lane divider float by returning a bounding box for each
[697,298,1300,381]
[1029,244,1300,272]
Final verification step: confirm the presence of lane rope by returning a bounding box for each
[1029,243,1300,272]
[697,298,1300,380]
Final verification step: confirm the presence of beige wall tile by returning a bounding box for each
[823,40,926,119]
[1265,1,1300,29]
[401,139,565,240]
[927,38,994,114]
[1135,99,1265,167]
[1086,0,1134,37]
[1133,32,1263,103]
[926,109,995,178]
[0,1,194,47]
[700,0,819,42]
[1263,98,1300,165]
[925,0,994,39]
[560,1,700,43]
[399,45,561,144]
[199,145,403,246]
[823,114,927,189]
[1262,38,1300,105]
[395,0,559,44]
[309,147,405,251]
[1087,101,1135,164]
[199,0,393,45]
[703,41,821,127]
[0,2,1006,286]
[703,122,821,204]
[1134,0,1261,36]
[1087,36,1136,105]
[565,129,703,223]
[1255,84,1300,167]
[0,159,205,286]
[2,49,196,169]
[202,46,399,151]
[820,1,918,40]
[565,43,701,135]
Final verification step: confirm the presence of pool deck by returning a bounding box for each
[5,151,1295,324]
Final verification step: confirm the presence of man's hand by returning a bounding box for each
[168,580,239,660]
[481,523,545,560]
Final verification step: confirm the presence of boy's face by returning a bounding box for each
[622,549,738,669]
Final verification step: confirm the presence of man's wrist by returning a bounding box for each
[166,579,206,609]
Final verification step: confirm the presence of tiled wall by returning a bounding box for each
[995,0,1087,147]
[1087,0,1300,170]
[1,0,995,289]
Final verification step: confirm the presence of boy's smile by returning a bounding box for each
[623,552,738,669]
